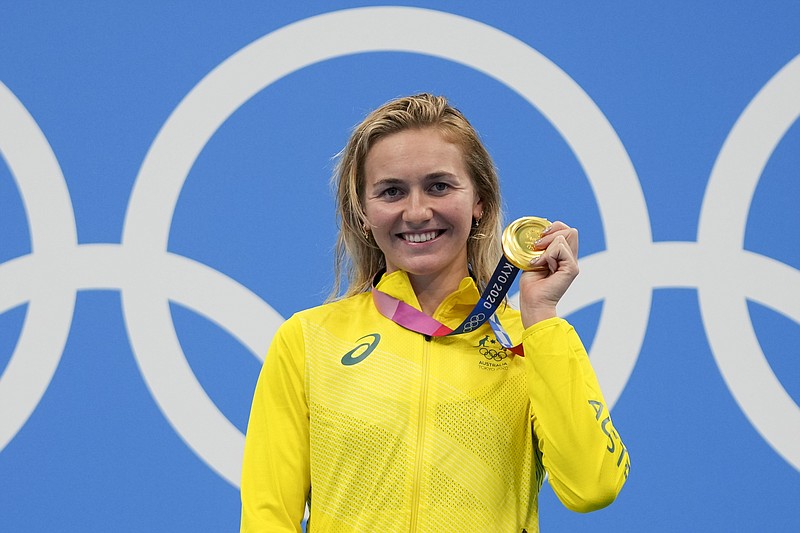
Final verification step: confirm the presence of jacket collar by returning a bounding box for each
[374,270,482,325]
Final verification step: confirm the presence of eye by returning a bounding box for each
[430,182,450,194]
[381,186,402,199]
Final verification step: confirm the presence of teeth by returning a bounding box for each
[404,231,437,243]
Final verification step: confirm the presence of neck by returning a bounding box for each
[407,267,469,316]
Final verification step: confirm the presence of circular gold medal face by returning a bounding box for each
[502,216,552,270]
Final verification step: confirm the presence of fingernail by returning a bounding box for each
[541,225,553,235]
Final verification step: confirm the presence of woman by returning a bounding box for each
[241,94,629,532]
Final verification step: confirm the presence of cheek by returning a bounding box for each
[364,203,394,230]
[457,200,479,227]
[362,199,379,221]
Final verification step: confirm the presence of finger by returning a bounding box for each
[532,236,562,271]
[564,227,578,256]
[532,236,578,273]
[540,220,570,235]
[536,224,578,256]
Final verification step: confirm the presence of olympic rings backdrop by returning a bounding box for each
[1,2,798,531]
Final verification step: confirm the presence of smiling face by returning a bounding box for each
[363,127,483,291]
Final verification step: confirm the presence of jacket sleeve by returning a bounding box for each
[241,316,310,532]
[522,317,630,512]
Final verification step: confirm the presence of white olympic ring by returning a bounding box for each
[0,7,797,488]
[0,82,78,455]
[698,53,800,469]
[463,313,487,332]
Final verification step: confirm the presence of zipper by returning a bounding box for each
[408,335,432,531]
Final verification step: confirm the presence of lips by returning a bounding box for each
[400,230,441,243]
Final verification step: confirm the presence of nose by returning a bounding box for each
[403,190,433,225]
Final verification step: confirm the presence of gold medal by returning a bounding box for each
[502,216,552,270]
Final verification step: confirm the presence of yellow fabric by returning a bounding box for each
[241,270,629,532]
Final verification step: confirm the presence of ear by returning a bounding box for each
[473,195,484,221]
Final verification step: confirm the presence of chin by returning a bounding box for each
[396,258,460,278]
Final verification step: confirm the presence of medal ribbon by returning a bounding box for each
[371,257,525,356]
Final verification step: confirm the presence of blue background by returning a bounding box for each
[1,2,798,531]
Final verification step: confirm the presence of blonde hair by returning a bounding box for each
[329,93,503,299]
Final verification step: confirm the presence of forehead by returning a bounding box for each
[363,127,467,179]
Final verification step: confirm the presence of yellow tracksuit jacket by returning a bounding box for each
[241,270,629,532]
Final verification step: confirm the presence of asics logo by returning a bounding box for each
[341,334,381,366]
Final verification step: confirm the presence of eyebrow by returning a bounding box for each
[370,172,457,187]
[370,177,404,188]
[423,171,456,181]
